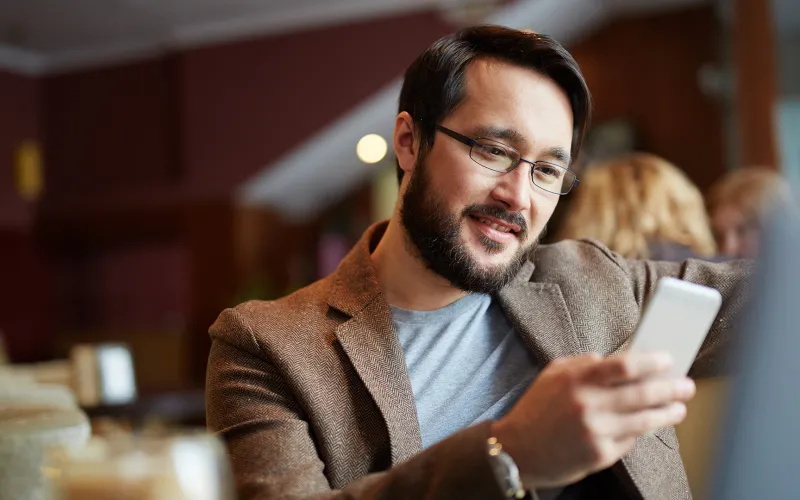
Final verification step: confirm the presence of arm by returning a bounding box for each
[608,252,754,378]
[206,308,510,500]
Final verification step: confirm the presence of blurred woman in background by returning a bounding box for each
[558,152,717,260]
[707,168,791,259]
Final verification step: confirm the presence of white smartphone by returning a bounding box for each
[628,277,723,378]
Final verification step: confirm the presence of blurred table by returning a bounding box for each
[83,389,206,428]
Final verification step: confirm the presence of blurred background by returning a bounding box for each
[0,0,797,485]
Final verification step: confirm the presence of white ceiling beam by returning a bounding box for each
[0,44,48,76]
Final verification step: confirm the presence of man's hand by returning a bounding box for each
[491,352,695,489]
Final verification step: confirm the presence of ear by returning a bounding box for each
[393,111,418,179]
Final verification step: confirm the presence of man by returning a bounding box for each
[207,26,750,499]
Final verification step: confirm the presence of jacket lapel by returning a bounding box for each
[496,261,586,366]
[328,222,423,465]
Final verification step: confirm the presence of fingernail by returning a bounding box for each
[677,379,696,398]
[654,352,673,369]
[672,403,687,419]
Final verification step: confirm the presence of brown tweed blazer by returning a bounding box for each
[206,221,751,500]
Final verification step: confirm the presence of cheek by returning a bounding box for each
[437,164,494,209]
[532,192,559,224]
[438,177,479,215]
[425,149,478,194]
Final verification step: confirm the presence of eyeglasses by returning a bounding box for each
[435,125,579,195]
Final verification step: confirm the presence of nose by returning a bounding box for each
[489,162,532,213]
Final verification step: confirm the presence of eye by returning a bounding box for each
[534,164,563,179]
[483,145,508,158]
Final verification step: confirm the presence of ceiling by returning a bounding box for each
[2,0,797,75]
[0,0,482,74]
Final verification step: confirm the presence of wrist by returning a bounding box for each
[491,420,539,487]
[489,420,533,496]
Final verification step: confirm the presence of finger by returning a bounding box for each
[580,352,673,386]
[605,403,688,440]
[550,353,602,367]
[600,377,696,412]
[603,436,637,466]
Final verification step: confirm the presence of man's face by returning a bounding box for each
[398,58,574,293]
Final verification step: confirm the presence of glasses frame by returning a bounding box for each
[435,125,579,195]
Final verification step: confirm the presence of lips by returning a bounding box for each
[462,204,528,246]
[468,215,518,245]
[474,216,517,234]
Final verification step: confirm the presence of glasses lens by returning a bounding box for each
[531,163,576,195]
[470,140,517,173]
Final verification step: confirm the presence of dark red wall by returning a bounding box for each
[43,58,178,202]
[180,11,453,195]
[0,70,40,229]
[570,6,725,190]
[0,70,51,362]
[0,232,56,362]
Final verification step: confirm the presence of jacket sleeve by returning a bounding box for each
[600,247,754,378]
[206,307,522,500]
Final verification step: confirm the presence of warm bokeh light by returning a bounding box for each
[356,134,388,164]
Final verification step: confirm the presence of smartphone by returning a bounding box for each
[628,277,723,378]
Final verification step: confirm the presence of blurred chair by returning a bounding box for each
[557,152,717,260]
[71,343,137,407]
[55,329,187,394]
[0,343,137,407]
[0,359,72,387]
[0,330,8,365]
[675,377,730,499]
[0,383,78,410]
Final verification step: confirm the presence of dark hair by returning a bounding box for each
[396,25,592,184]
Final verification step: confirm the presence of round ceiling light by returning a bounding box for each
[356,134,388,164]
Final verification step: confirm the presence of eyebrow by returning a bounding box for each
[541,147,572,166]
[473,124,529,149]
[471,124,572,166]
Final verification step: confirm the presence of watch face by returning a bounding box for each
[487,441,523,498]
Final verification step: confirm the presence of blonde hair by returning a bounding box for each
[559,153,717,259]
[707,167,791,223]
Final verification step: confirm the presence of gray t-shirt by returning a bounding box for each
[392,293,538,448]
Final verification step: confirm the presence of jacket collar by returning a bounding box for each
[329,222,422,464]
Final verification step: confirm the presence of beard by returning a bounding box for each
[399,157,541,294]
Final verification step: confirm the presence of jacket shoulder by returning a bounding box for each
[534,238,625,278]
[209,276,336,357]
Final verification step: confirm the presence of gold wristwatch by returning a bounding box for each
[487,437,527,499]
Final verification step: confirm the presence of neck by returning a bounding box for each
[371,213,469,311]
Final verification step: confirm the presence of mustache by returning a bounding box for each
[462,204,529,238]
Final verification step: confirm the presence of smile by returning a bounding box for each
[468,215,520,245]
[476,217,514,233]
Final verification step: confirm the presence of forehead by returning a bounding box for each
[447,58,574,153]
